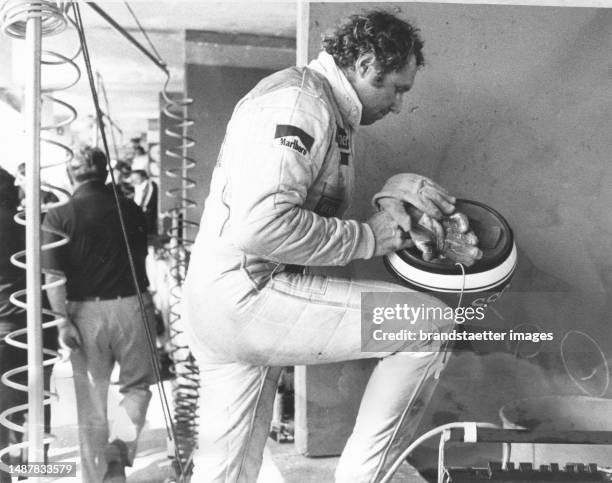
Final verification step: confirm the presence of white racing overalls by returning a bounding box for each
[182,51,449,483]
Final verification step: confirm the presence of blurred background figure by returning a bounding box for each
[43,146,156,483]
[130,169,158,237]
[14,162,58,212]
[123,136,146,166]
[131,146,149,174]
[106,159,134,199]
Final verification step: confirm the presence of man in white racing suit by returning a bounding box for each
[183,10,466,483]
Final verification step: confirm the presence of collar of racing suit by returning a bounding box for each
[308,52,362,130]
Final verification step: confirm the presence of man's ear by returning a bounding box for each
[354,52,377,79]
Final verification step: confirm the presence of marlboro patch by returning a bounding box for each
[274,124,314,156]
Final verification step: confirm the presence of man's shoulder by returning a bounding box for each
[249,65,333,108]
[44,197,73,226]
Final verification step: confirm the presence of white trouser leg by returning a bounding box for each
[184,270,451,483]
[189,360,282,483]
[335,350,446,483]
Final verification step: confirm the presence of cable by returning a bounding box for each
[380,267,503,482]
[560,330,609,398]
[454,262,466,309]
[506,322,545,359]
[85,2,168,74]
[69,3,184,475]
[83,2,201,476]
[123,1,164,64]
[379,422,500,483]
[95,71,122,160]
[434,262,467,379]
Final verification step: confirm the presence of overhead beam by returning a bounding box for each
[185,30,295,69]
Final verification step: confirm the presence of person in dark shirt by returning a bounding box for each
[129,169,158,237]
[42,147,156,483]
[106,160,134,199]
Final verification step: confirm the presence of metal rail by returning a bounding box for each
[24,10,45,463]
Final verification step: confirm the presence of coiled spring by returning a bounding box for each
[162,77,200,472]
[0,0,76,471]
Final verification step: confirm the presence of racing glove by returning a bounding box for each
[372,173,456,220]
[407,208,483,266]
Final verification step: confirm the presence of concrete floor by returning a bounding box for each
[38,347,612,483]
[44,360,426,483]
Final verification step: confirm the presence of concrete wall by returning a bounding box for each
[183,31,296,223]
[308,2,612,338]
[184,64,277,214]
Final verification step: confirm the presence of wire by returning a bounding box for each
[454,262,466,308]
[123,1,164,65]
[95,71,121,160]
[379,422,500,483]
[69,3,184,475]
[506,322,545,359]
[560,330,609,398]
[434,262,467,378]
[121,0,202,472]
[86,1,201,475]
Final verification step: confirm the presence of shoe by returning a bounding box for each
[102,439,128,483]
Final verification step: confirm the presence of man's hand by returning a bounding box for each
[377,200,445,261]
[373,174,456,219]
[58,320,81,351]
[366,210,413,257]
[376,198,413,232]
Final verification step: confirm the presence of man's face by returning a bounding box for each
[130,173,145,186]
[14,171,25,191]
[351,54,418,126]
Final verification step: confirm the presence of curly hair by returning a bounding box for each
[68,146,108,184]
[322,10,424,74]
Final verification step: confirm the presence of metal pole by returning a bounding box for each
[24,12,45,463]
